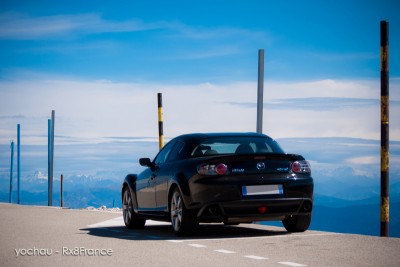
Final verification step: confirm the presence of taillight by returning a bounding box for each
[291,160,311,174]
[198,163,228,175]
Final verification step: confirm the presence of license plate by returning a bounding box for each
[242,184,283,196]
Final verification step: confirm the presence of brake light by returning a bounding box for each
[291,160,311,173]
[198,163,228,175]
[215,164,227,175]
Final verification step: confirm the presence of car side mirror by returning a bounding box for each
[139,158,153,167]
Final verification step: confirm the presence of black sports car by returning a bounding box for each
[122,133,313,235]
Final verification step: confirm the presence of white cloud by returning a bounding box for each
[164,46,242,60]
[0,12,168,40]
[171,23,268,40]
[293,51,377,62]
[347,156,380,165]
[265,79,382,99]
[0,12,269,45]
[0,76,399,144]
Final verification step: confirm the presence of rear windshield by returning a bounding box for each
[191,137,285,157]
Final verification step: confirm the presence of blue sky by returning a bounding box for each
[0,0,399,144]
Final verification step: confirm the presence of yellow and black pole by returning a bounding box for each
[157,93,164,150]
[380,20,389,237]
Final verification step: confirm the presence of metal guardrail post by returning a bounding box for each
[49,110,55,206]
[256,49,264,134]
[60,174,64,207]
[48,119,52,206]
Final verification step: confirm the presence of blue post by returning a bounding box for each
[48,119,52,206]
[49,110,55,206]
[17,124,20,204]
[9,141,14,203]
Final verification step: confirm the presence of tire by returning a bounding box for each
[122,187,146,229]
[282,214,311,232]
[170,188,198,236]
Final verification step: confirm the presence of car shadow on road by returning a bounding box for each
[80,223,290,241]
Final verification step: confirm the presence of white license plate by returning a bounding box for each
[242,184,283,196]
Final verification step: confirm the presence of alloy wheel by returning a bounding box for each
[171,191,183,232]
[123,189,132,225]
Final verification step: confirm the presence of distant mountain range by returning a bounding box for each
[0,137,399,237]
[313,193,400,237]
[0,171,123,208]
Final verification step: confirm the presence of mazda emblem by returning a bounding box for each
[256,162,265,170]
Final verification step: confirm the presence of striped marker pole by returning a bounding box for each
[380,20,389,237]
[158,93,164,150]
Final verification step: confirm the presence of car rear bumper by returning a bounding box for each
[185,175,313,223]
[195,197,313,223]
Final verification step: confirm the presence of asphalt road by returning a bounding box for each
[0,203,399,267]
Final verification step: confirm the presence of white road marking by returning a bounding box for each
[145,220,170,226]
[166,240,184,243]
[188,244,207,248]
[214,249,236,254]
[177,232,340,242]
[278,262,307,267]
[244,255,268,260]
[87,216,170,228]
[88,216,321,267]
[88,217,338,242]
[87,216,124,228]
